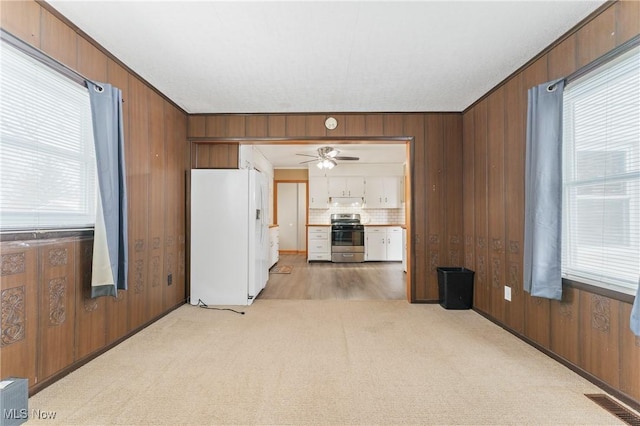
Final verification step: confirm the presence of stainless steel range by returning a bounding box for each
[331,213,365,263]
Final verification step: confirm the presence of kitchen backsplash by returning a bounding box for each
[308,205,405,225]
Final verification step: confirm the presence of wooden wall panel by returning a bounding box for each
[425,114,444,300]
[365,114,384,136]
[579,293,620,388]
[548,34,577,80]
[384,114,403,136]
[462,112,475,274]
[503,75,524,334]
[305,115,326,137]
[443,114,463,269]
[176,111,188,304]
[615,0,640,46]
[473,101,489,312]
[76,37,107,81]
[486,88,505,323]
[245,115,268,138]
[39,9,77,68]
[346,115,366,135]
[619,302,640,402]
[550,287,580,365]
[38,241,76,381]
[403,114,426,301]
[575,5,616,68]
[188,116,206,138]
[127,76,151,331]
[285,115,306,137]
[74,239,107,360]
[147,92,166,321]
[0,0,41,48]
[267,115,285,137]
[0,244,38,386]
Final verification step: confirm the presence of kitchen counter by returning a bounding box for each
[306,224,331,227]
[269,224,279,228]
[364,224,405,227]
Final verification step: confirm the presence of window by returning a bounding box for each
[562,45,640,295]
[0,41,96,230]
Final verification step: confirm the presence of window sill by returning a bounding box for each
[0,228,94,242]
[563,277,636,304]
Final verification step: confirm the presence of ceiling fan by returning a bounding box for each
[296,146,359,169]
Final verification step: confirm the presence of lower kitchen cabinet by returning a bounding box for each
[307,226,330,261]
[365,226,402,261]
[269,226,279,268]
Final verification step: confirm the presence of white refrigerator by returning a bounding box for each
[190,169,269,306]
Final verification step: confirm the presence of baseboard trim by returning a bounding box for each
[472,307,640,413]
[29,299,187,397]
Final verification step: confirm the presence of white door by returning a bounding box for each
[277,182,308,252]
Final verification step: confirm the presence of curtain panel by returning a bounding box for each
[87,81,128,298]
[632,280,640,336]
[523,78,565,300]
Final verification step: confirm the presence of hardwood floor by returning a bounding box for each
[259,254,406,300]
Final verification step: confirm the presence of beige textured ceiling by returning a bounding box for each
[46,0,605,115]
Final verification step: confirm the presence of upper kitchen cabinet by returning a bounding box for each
[364,177,401,208]
[309,177,329,209]
[328,177,365,198]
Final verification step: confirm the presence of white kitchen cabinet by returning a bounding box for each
[364,177,400,208]
[386,227,403,261]
[307,226,331,261]
[328,177,365,198]
[269,226,279,268]
[309,177,329,209]
[365,227,387,261]
[365,226,402,261]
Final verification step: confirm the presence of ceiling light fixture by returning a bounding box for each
[316,158,337,169]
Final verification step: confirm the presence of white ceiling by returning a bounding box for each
[46,0,605,115]
[256,143,407,168]
[44,0,605,168]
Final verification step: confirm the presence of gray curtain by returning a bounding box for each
[87,81,128,298]
[523,78,565,300]
[632,278,640,336]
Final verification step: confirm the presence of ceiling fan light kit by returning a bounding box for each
[317,158,337,170]
[297,145,360,169]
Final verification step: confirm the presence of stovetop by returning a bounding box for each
[330,213,361,225]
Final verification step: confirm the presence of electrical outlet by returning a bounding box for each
[504,285,511,301]
[167,274,173,286]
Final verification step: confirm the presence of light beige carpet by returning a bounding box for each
[27,300,628,425]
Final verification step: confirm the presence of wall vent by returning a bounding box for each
[584,394,640,426]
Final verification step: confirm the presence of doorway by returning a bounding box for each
[275,181,307,253]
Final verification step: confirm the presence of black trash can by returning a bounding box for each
[437,267,474,310]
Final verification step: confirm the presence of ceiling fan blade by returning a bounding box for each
[296,153,318,158]
[299,159,317,164]
[334,156,359,161]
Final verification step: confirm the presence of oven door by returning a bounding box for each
[331,228,365,253]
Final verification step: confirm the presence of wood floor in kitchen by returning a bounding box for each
[259,254,406,300]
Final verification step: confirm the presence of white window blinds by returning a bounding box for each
[562,45,640,294]
[0,41,96,230]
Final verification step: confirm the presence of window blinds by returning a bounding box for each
[0,41,96,230]
[562,46,640,294]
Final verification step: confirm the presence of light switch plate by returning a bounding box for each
[504,285,512,301]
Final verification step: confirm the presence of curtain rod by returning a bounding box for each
[1,28,104,91]
[565,34,640,85]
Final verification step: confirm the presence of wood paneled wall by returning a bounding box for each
[187,113,463,302]
[0,1,189,393]
[462,0,640,404]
